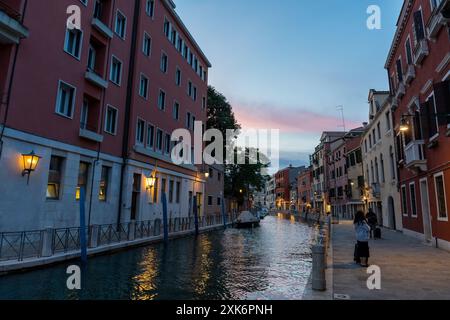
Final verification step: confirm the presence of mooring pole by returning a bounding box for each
[79,186,88,264]
[221,196,227,228]
[193,195,199,235]
[162,192,169,242]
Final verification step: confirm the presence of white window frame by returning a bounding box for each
[110,55,123,86]
[405,35,413,66]
[114,9,127,39]
[156,128,163,152]
[160,51,168,73]
[434,172,449,222]
[401,184,408,216]
[146,122,155,150]
[64,27,83,60]
[158,89,166,110]
[409,182,418,218]
[136,117,145,146]
[55,80,76,119]
[142,32,152,57]
[146,0,155,18]
[175,67,182,86]
[139,73,149,99]
[173,101,180,120]
[104,105,118,135]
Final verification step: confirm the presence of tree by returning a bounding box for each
[207,86,270,205]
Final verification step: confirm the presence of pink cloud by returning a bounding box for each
[233,102,362,134]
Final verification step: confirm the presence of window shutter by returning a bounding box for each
[413,11,425,42]
[396,59,403,82]
[433,80,450,125]
[420,101,431,139]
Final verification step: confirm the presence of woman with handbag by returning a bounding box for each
[354,211,370,267]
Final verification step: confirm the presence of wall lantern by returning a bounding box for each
[204,171,210,178]
[145,175,156,190]
[21,151,41,184]
[399,116,410,132]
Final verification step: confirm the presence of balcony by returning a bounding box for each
[85,70,108,89]
[79,124,103,143]
[427,0,450,39]
[92,17,113,39]
[0,2,29,44]
[413,39,429,66]
[395,83,406,100]
[391,97,399,111]
[405,140,427,171]
[404,65,416,84]
[371,183,380,198]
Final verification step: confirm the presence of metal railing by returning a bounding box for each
[0,213,236,263]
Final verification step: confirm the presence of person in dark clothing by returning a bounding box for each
[366,208,378,239]
[354,211,370,267]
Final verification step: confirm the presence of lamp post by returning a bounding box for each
[21,151,41,184]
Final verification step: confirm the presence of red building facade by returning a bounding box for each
[0,0,211,232]
[385,0,450,248]
[297,167,313,213]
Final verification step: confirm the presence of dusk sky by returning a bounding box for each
[176,0,404,168]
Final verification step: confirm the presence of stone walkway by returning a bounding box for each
[331,221,450,300]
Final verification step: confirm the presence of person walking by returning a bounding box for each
[354,211,370,267]
[366,208,378,239]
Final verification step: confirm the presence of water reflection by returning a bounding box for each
[0,216,314,300]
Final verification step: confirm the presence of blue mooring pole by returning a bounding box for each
[79,186,88,264]
[193,195,199,235]
[162,192,169,242]
[221,196,226,228]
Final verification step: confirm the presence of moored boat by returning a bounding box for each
[234,211,260,229]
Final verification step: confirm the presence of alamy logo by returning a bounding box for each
[366,265,381,290]
[66,265,81,290]
[67,5,81,30]
[367,5,381,30]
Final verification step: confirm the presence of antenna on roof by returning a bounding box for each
[336,105,346,132]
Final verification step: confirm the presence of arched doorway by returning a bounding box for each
[388,196,396,230]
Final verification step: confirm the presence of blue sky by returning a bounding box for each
[175,0,403,168]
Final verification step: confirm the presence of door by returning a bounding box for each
[131,174,141,221]
[420,178,432,242]
[388,196,397,230]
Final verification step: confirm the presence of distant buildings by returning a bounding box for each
[297,167,313,213]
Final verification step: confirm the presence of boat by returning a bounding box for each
[234,211,260,229]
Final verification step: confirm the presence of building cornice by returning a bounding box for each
[385,0,414,69]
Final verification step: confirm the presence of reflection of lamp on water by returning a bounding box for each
[21,151,41,184]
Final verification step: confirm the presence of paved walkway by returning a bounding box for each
[331,221,450,300]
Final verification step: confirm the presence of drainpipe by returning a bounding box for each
[117,0,140,226]
[0,0,29,159]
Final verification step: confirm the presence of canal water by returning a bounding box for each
[0,215,316,300]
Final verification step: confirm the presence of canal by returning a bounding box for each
[0,215,316,300]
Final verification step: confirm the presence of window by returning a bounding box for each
[405,37,413,65]
[156,129,163,151]
[177,37,183,52]
[136,119,145,145]
[163,19,170,37]
[56,81,76,118]
[401,185,408,216]
[171,29,177,45]
[390,146,396,180]
[87,45,96,71]
[146,124,154,149]
[158,90,166,110]
[164,133,171,154]
[364,139,368,153]
[217,197,221,206]
[173,102,179,120]
[160,178,166,202]
[47,156,64,200]
[413,10,425,45]
[80,99,88,129]
[175,68,182,86]
[380,154,385,183]
[99,166,110,201]
[193,87,197,101]
[369,134,372,148]
[431,0,443,11]
[139,74,149,99]
[176,181,181,203]
[396,58,403,83]
[425,93,439,138]
[434,173,448,220]
[208,196,213,206]
[160,52,168,73]
[76,161,90,200]
[372,129,376,144]
[186,112,191,129]
[409,182,417,217]
[152,178,159,203]
[110,56,122,85]
[385,111,391,131]
[187,81,193,97]
[64,28,82,59]
[377,122,381,140]
[202,97,206,110]
[104,105,118,135]
[146,0,155,17]
[114,11,126,39]
[143,33,151,57]
[168,180,174,203]
[93,0,102,19]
